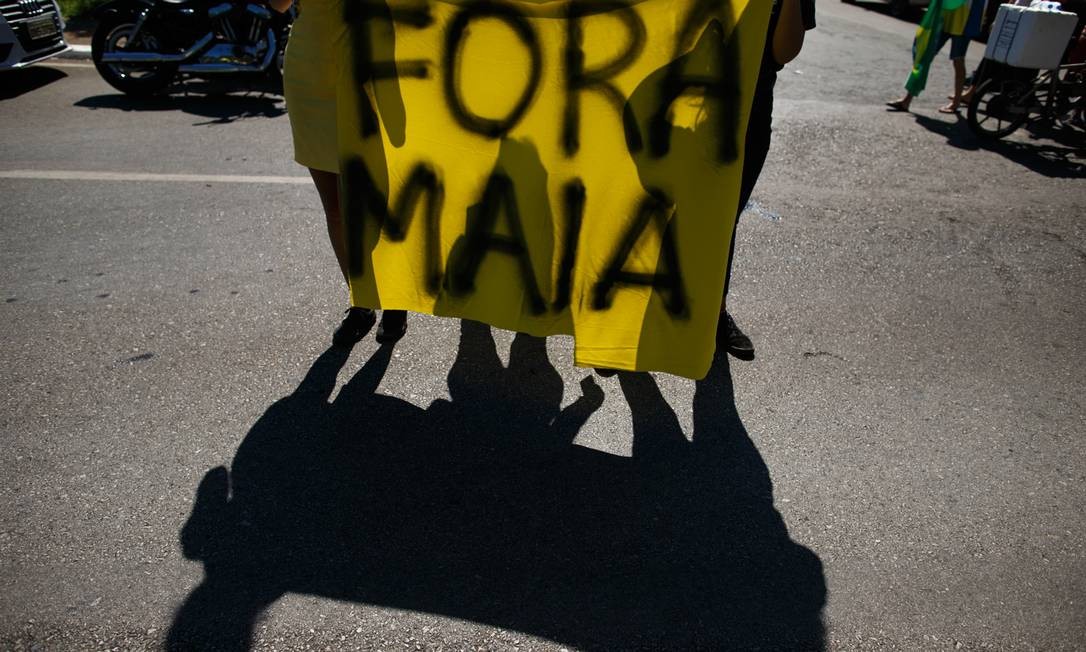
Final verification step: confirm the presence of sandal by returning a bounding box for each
[885,100,910,112]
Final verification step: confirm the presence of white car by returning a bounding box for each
[1,0,69,69]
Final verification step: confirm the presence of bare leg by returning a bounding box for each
[308,168,349,286]
[309,168,407,344]
[954,57,966,102]
[309,168,380,347]
[940,58,966,113]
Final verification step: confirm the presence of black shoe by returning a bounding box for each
[376,309,407,344]
[332,307,376,348]
[594,367,618,377]
[718,312,754,361]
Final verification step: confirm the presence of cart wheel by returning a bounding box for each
[1055,66,1085,116]
[967,77,1032,140]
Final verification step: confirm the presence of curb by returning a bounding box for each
[58,43,92,60]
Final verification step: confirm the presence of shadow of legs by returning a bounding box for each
[169,343,825,650]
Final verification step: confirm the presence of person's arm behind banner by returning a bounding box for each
[773,0,808,66]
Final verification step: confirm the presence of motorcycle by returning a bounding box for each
[90,0,294,96]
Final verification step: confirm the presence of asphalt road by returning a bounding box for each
[2,2,1085,650]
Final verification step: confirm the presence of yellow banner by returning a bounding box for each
[337,0,770,379]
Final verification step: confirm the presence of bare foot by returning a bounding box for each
[938,102,960,114]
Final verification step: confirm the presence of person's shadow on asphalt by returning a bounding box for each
[168,320,826,650]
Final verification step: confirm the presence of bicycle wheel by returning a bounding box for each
[967,77,1033,140]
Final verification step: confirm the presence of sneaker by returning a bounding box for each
[718,312,754,361]
[376,309,408,344]
[332,307,376,348]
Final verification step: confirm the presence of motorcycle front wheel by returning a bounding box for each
[92,15,178,96]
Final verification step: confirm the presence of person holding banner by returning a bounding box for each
[719,0,816,360]
[271,0,408,347]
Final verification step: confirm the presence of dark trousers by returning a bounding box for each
[722,93,773,301]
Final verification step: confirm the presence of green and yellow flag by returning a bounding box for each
[337,0,770,379]
[906,0,970,96]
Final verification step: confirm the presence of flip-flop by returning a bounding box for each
[938,104,960,114]
[886,100,909,112]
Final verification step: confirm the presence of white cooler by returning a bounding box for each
[983,4,1079,69]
